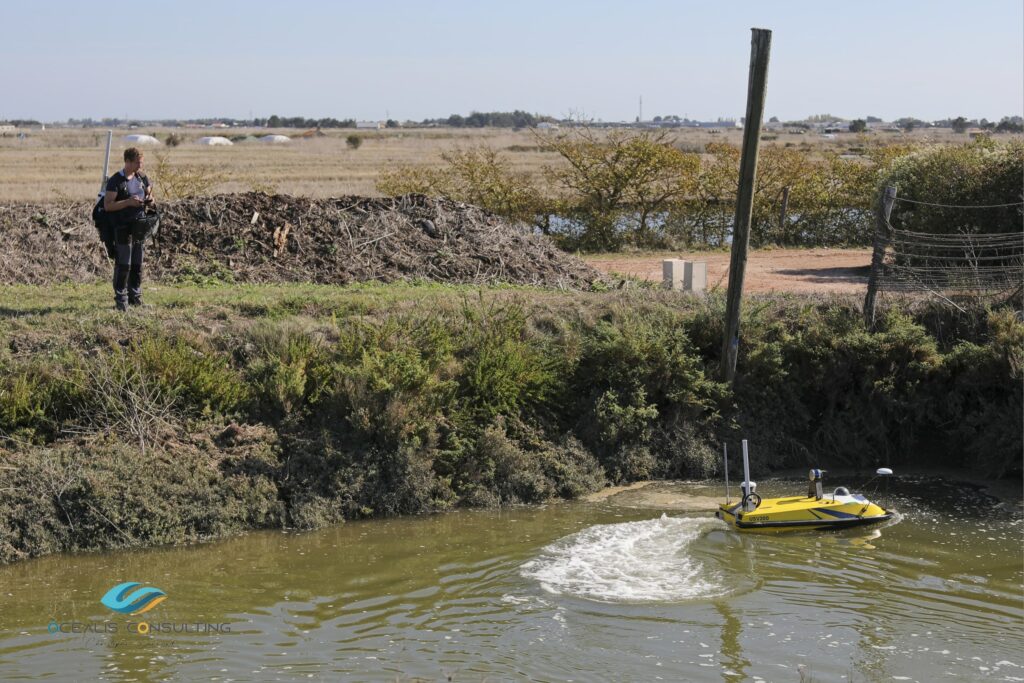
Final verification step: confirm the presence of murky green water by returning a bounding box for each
[0,477,1020,682]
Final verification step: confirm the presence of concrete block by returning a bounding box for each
[684,261,706,292]
[662,259,685,290]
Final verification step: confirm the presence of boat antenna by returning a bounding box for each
[860,467,894,496]
[741,439,757,511]
[723,443,730,504]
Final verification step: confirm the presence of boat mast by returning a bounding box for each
[741,440,756,511]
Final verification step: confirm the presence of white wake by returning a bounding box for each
[521,515,728,603]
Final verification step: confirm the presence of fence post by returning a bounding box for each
[863,185,898,329]
[721,28,772,385]
[779,186,790,236]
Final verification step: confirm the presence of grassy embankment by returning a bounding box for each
[0,282,1020,563]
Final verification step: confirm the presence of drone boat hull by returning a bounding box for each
[716,493,893,532]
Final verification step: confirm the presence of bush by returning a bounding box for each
[882,138,1024,236]
[151,151,227,199]
[1,288,1021,565]
[346,134,362,150]
[542,127,700,251]
[377,145,544,224]
[0,427,283,562]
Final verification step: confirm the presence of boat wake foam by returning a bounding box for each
[521,515,729,603]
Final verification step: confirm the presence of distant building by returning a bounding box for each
[356,121,383,130]
[536,122,560,131]
[0,124,15,132]
[695,119,741,129]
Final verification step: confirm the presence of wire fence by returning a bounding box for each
[869,192,1023,303]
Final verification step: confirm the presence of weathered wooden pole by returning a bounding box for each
[779,186,790,235]
[721,28,772,385]
[863,185,898,329]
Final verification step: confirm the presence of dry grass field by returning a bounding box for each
[0,125,993,203]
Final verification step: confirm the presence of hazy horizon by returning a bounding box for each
[2,0,1021,123]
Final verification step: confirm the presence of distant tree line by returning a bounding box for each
[0,119,41,127]
[262,116,356,128]
[419,111,555,128]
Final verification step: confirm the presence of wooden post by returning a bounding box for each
[863,185,897,329]
[779,186,790,235]
[721,28,772,385]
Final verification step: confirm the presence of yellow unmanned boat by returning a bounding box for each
[715,440,894,532]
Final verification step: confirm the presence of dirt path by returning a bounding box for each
[584,248,873,294]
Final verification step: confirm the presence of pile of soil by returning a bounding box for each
[0,194,604,289]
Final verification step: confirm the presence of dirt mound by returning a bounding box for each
[0,194,604,289]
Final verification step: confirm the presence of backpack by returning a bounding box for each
[91,172,151,257]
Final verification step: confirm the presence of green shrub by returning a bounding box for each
[0,427,283,562]
[883,138,1024,236]
[457,299,553,422]
[130,335,251,416]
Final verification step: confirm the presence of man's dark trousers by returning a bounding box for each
[113,223,145,309]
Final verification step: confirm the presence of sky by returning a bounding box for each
[1,0,1021,123]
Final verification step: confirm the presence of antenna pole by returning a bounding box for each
[723,444,730,504]
[741,439,752,509]
[99,130,112,196]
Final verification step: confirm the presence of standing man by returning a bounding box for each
[104,147,154,310]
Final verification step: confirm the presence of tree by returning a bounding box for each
[376,145,543,225]
[951,117,969,134]
[995,117,1024,133]
[539,127,700,250]
[849,119,867,133]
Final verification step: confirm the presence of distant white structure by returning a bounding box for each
[695,120,741,129]
[356,121,383,130]
[196,136,234,146]
[536,122,560,131]
[122,134,161,145]
[259,134,291,144]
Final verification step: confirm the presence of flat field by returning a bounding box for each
[0,125,990,203]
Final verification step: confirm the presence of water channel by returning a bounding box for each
[0,476,1020,682]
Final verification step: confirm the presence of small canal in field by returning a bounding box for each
[0,476,1020,682]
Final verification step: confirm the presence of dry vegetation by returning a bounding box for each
[0,194,602,288]
[0,126,997,203]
